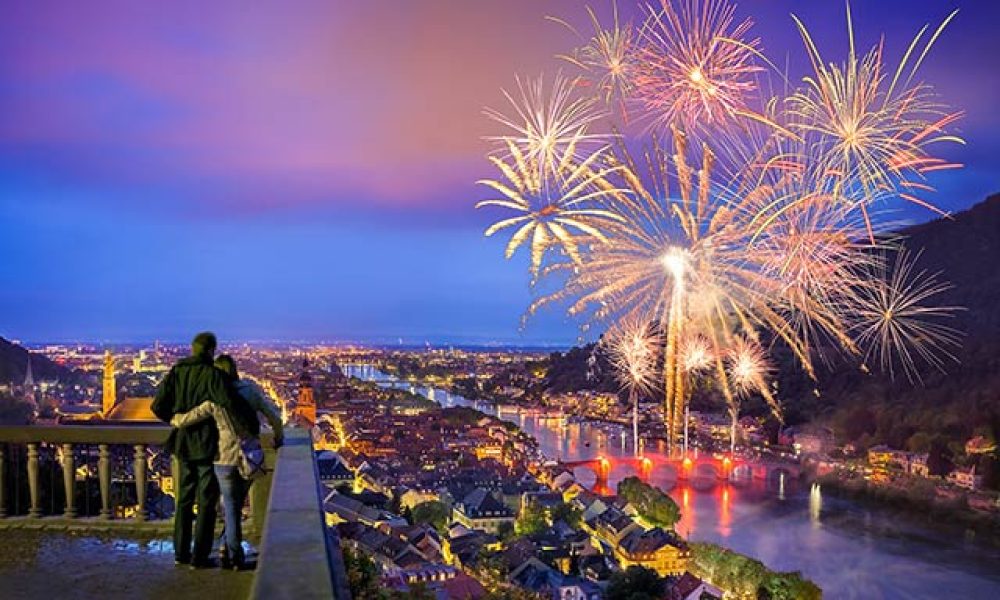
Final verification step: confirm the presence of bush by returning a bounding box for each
[605,566,665,600]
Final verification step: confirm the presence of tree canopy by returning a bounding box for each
[410,500,451,532]
[605,566,665,600]
[617,476,681,529]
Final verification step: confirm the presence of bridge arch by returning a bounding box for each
[690,461,722,480]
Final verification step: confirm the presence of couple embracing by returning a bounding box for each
[151,332,284,570]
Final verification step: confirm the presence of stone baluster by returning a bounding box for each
[62,443,76,518]
[98,444,112,519]
[0,444,6,518]
[134,444,147,521]
[27,443,41,518]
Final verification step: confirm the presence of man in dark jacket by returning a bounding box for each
[152,331,237,568]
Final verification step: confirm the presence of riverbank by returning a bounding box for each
[812,472,1000,545]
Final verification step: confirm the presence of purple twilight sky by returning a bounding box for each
[1,0,998,345]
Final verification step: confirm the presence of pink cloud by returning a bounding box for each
[0,0,587,212]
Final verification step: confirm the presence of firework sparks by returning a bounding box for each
[551,2,637,116]
[680,334,713,374]
[533,132,813,448]
[603,316,661,394]
[727,335,772,397]
[476,140,626,276]
[851,249,962,383]
[485,74,611,182]
[477,0,965,454]
[603,316,661,456]
[788,6,964,241]
[632,0,764,133]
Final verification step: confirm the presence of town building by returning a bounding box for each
[452,488,515,534]
[948,465,984,491]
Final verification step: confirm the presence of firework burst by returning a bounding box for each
[550,2,637,117]
[726,335,772,397]
[534,131,817,446]
[680,334,713,373]
[851,249,962,383]
[603,316,661,394]
[632,0,764,134]
[477,140,626,276]
[788,6,964,241]
[602,316,661,456]
[485,74,611,182]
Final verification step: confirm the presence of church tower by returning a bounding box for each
[22,356,37,408]
[296,358,316,426]
[102,350,117,417]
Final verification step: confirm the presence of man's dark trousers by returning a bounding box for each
[175,458,220,563]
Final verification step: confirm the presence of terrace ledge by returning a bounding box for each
[251,428,349,600]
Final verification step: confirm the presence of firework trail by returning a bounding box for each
[550,2,637,119]
[602,316,662,455]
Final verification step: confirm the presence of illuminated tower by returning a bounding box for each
[102,350,117,417]
[296,358,316,426]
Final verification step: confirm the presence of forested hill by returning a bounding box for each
[0,337,69,385]
[796,193,1000,453]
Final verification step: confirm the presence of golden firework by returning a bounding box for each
[485,73,611,183]
[788,6,964,241]
[477,140,626,276]
[550,2,637,116]
[851,249,962,383]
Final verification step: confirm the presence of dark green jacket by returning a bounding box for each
[152,354,237,461]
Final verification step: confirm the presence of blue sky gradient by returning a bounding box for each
[2,0,998,344]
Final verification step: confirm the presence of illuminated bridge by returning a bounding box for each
[561,453,801,488]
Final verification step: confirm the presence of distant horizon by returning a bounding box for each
[6,334,575,351]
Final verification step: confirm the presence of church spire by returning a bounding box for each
[23,355,34,387]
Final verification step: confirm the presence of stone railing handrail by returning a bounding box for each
[251,428,346,600]
[0,423,171,445]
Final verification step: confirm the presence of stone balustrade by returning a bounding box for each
[0,425,347,599]
[0,424,273,533]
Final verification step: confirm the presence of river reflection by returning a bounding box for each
[345,365,1000,599]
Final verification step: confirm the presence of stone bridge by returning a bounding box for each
[561,453,801,486]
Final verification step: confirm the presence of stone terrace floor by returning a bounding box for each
[0,528,254,600]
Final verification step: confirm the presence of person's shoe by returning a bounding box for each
[231,558,255,572]
[189,558,219,570]
[174,556,191,567]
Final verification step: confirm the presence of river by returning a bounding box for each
[345,364,1000,599]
